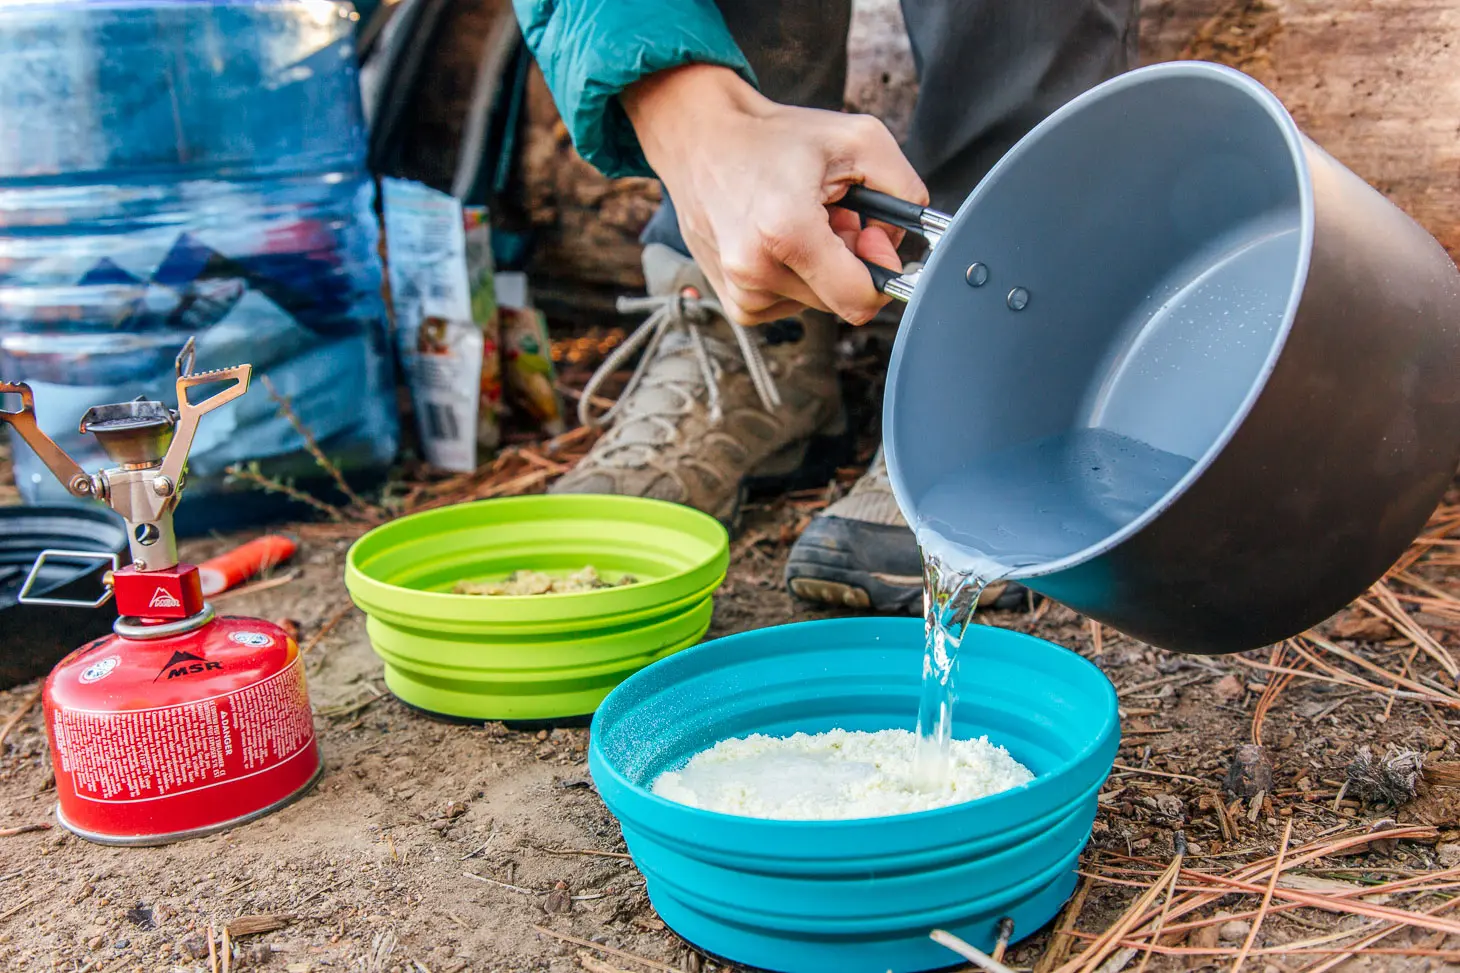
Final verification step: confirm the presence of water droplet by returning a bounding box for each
[965,262,990,287]
[1007,287,1030,311]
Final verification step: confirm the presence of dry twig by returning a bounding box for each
[261,376,383,519]
[534,846,634,861]
[0,823,50,838]
[1035,877,1092,973]
[930,928,1018,973]
[302,603,355,656]
[532,925,677,973]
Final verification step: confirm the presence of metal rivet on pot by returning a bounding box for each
[1007,287,1030,311]
[965,263,990,287]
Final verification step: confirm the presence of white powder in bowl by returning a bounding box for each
[650,728,1034,820]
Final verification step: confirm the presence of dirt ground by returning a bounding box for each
[5,2,1460,970]
[5,376,1460,973]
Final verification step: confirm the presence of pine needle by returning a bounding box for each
[1230,819,1291,972]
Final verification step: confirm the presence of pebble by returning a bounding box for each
[1147,793,1186,820]
[1438,842,1460,867]
[1218,919,1252,943]
[179,933,210,960]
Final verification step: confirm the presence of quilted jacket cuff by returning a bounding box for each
[515,0,757,178]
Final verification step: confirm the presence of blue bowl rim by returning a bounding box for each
[590,616,1119,830]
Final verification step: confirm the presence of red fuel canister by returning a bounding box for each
[45,615,320,844]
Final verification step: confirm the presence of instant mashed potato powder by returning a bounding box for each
[650,728,1034,820]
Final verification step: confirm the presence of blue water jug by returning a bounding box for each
[0,0,398,533]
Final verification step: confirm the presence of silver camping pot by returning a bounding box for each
[850,61,1460,654]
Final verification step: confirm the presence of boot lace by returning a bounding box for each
[577,287,782,433]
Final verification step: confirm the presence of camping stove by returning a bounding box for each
[1,339,321,845]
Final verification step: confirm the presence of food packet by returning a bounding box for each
[380,178,502,471]
[495,271,566,437]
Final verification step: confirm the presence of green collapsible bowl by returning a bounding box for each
[344,495,730,720]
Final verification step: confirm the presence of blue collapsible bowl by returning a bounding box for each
[589,617,1119,973]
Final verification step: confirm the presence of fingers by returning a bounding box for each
[704,196,906,326]
[827,115,928,250]
[659,107,927,327]
[828,114,928,223]
[730,298,811,326]
[768,205,893,326]
[687,231,825,326]
[713,236,827,321]
[854,224,900,275]
[828,207,862,253]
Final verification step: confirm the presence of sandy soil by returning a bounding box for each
[2,459,1458,973]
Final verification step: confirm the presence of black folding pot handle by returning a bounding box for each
[837,184,954,302]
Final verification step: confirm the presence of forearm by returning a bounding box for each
[622,64,770,181]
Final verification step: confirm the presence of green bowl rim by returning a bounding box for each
[344,494,730,622]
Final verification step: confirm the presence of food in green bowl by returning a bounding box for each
[453,565,638,596]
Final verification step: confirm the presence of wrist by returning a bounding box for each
[623,64,767,171]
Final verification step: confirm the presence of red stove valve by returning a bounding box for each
[112,564,205,619]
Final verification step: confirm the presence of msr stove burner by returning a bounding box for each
[1,337,322,845]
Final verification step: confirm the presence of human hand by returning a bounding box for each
[623,64,928,325]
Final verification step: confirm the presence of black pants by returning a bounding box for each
[642,0,1140,254]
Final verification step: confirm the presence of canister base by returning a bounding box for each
[54,759,323,847]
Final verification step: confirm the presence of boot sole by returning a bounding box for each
[786,540,1034,616]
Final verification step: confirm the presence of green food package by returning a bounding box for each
[496,272,566,437]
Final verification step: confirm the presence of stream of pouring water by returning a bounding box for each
[912,546,999,788]
[909,427,1199,790]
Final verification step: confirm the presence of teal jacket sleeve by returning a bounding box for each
[513,0,757,178]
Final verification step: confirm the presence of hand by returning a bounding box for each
[623,64,928,326]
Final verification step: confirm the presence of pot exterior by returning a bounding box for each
[1036,137,1460,652]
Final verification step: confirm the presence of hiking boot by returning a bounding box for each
[785,446,1032,614]
[550,244,848,525]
